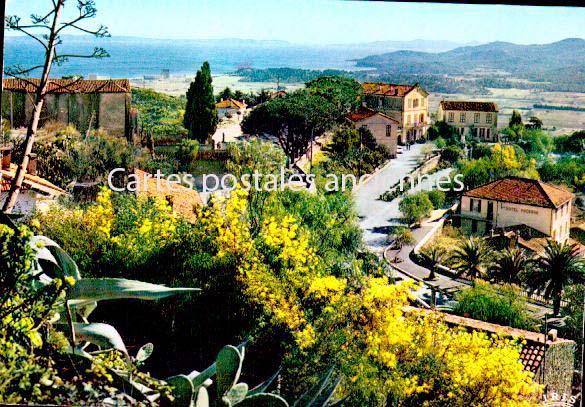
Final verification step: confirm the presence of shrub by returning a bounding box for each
[399,191,433,224]
[453,282,537,330]
[427,189,446,209]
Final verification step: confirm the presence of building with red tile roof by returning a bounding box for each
[362,82,430,144]
[461,177,573,242]
[346,107,399,157]
[2,78,131,138]
[133,169,202,222]
[1,160,65,216]
[437,100,499,142]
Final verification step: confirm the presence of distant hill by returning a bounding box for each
[355,38,585,88]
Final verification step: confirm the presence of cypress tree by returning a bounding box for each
[184,62,218,143]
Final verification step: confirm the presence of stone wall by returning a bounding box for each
[538,341,576,397]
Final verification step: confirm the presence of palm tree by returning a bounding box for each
[489,248,533,285]
[420,245,446,280]
[526,240,584,315]
[451,237,491,280]
[390,226,415,249]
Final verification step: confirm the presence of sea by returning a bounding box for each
[4,36,377,79]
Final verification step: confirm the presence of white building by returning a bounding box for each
[215,98,247,121]
[460,177,573,243]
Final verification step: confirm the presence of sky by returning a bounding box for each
[5,0,585,45]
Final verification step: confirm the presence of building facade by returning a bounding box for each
[215,98,247,121]
[460,177,573,242]
[362,82,430,144]
[2,78,131,138]
[346,107,399,158]
[437,101,498,142]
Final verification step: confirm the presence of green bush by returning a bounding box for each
[399,191,433,224]
[453,282,537,330]
[427,189,446,209]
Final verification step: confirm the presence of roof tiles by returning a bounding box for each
[440,100,498,112]
[464,177,573,208]
[3,78,130,94]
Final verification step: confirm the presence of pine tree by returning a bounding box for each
[184,62,218,143]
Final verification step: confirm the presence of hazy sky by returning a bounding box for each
[6,0,585,45]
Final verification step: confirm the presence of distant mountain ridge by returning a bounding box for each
[355,38,585,85]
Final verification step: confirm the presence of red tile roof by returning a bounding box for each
[464,177,573,208]
[216,98,246,109]
[134,169,202,222]
[346,106,399,123]
[3,78,130,94]
[362,82,426,97]
[440,100,498,112]
[1,164,65,197]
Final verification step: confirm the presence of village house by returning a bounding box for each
[362,82,430,144]
[437,100,498,142]
[0,148,65,216]
[346,107,399,158]
[460,177,573,243]
[215,98,247,121]
[2,78,132,138]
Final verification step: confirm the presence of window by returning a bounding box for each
[413,98,419,108]
[448,112,454,123]
[407,115,411,125]
[470,199,482,213]
[386,125,392,137]
[479,128,486,139]
[460,112,466,123]
[471,219,478,233]
[474,113,480,123]
[408,99,412,108]
[486,113,492,124]
[486,128,491,139]
[420,113,425,123]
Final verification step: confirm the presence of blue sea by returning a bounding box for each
[4,36,376,79]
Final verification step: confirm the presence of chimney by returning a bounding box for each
[1,146,12,170]
[27,153,38,176]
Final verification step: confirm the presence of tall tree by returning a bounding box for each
[184,61,218,143]
[2,0,109,213]
[526,240,584,315]
[216,86,233,102]
[509,110,523,127]
[305,76,362,119]
[241,90,336,165]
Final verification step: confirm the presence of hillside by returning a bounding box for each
[356,38,585,90]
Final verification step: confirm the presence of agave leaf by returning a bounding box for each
[223,382,248,405]
[136,342,154,363]
[195,386,209,407]
[236,393,288,407]
[65,322,128,355]
[249,367,281,396]
[32,235,82,280]
[292,366,336,407]
[216,345,243,396]
[67,278,200,305]
[168,374,194,407]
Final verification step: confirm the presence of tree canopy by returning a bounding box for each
[241,90,337,164]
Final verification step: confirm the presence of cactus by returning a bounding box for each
[169,344,288,407]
